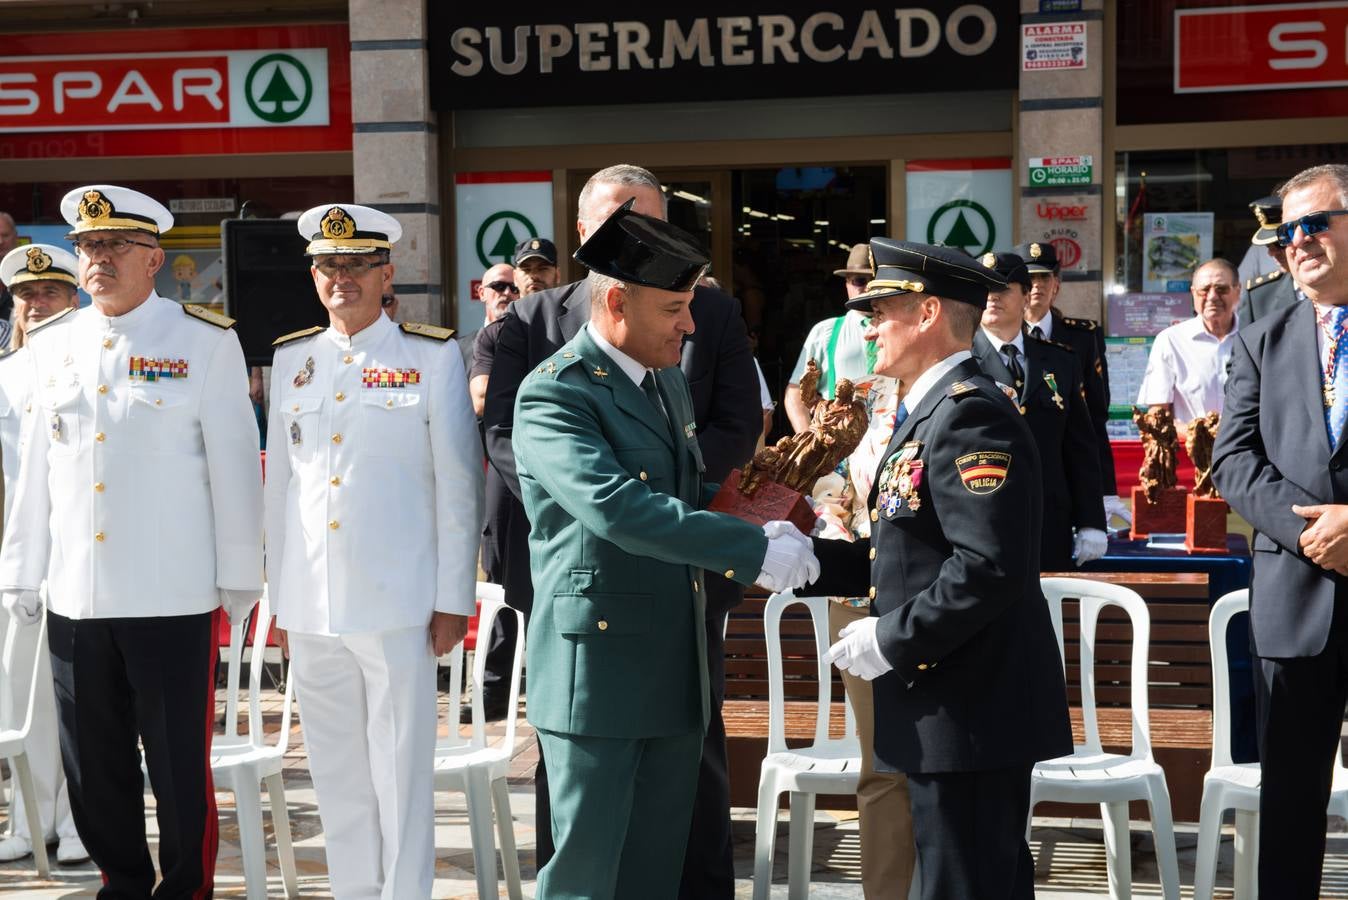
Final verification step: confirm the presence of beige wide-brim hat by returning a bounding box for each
[832,243,873,278]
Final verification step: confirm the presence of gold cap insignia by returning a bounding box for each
[1029,243,1042,259]
[981,252,997,268]
[320,207,356,241]
[78,190,112,226]
[25,246,52,274]
[1253,207,1277,228]
[531,239,540,250]
[867,246,875,274]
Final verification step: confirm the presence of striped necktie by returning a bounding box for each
[1326,307,1348,449]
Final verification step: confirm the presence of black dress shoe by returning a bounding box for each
[460,696,511,724]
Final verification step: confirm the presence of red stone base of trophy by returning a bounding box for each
[1185,495,1229,553]
[1130,486,1187,540]
[707,469,817,535]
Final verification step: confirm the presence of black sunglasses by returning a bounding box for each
[847,276,869,289]
[486,281,520,294]
[1276,209,1348,247]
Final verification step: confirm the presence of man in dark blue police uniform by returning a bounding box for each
[1236,195,1300,326]
[973,251,1107,570]
[804,239,1072,900]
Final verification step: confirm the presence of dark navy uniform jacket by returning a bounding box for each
[807,357,1072,774]
[973,329,1106,571]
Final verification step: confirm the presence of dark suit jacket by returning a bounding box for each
[1041,308,1117,494]
[1236,268,1299,328]
[807,358,1072,773]
[1212,301,1347,658]
[483,279,762,615]
[973,330,1106,570]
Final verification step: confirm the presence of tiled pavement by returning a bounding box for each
[4,689,1348,898]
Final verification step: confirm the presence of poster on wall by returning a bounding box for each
[454,171,554,333]
[1143,213,1213,292]
[905,159,1012,258]
[1021,22,1086,71]
[156,226,225,311]
[1025,197,1093,273]
[1107,292,1190,338]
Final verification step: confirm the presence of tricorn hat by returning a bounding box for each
[573,199,708,292]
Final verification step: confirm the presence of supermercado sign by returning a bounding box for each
[429,5,1015,108]
[0,24,350,159]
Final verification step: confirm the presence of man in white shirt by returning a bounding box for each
[265,203,483,899]
[1137,258,1241,423]
[0,245,85,865]
[0,185,263,895]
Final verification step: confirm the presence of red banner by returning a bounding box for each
[1176,2,1348,93]
[0,24,350,159]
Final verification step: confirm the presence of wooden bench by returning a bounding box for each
[723,572,1219,820]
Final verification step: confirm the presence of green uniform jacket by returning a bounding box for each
[514,327,768,739]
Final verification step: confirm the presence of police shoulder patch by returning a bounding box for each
[401,321,455,341]
[1061,316,1096,331]
[183,304,235,329]
[947,380,978,398]
[25,305,75,337]
[272,325,324,347]
[955,450,1011,494]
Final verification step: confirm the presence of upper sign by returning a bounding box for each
[429,4,1016,109]
[0,24,350,159]
[1175,1,1348,93]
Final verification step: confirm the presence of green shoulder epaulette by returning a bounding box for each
[1060,315,1097,331]
[1246,269,1284,290]
[183,304,235,329]
[26,305,75,337]
[401,321,455,341]
[272,326,324,347]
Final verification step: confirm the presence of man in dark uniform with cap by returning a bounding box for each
[1237,195,1301,326]
[484,164,762,892]
[973,251,1107,570]
[806,238,1072,900]
[514,236,562,296]
[1017,241,1124,524]
[513,200,817,898]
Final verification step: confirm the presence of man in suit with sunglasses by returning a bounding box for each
[1213,163,1348,898]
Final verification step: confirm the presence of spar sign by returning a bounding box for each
[1028,155,1093,187]
[0,25,350,159]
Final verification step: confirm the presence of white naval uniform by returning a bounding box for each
[0,293,264,613]
[265,312,483,900]
[0,347,77,848]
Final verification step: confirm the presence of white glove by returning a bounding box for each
[756,521,821,593]
[825,616,893,680]
[1103,495,1133,527]
[2,590,41,626]
[1073,527,1109,565]
[219,589,258,624]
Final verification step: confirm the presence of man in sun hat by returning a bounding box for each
[0,244,86,866]
[265,203,482,899]
[0,185,263,895]
[805,238,1071,900]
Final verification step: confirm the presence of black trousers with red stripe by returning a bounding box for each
[48,609,219,900]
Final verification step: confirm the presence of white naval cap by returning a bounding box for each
[0,243,80,289]
[60,184,174,238]
[297,204,402,256]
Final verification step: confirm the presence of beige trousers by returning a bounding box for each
[829,600,916,900]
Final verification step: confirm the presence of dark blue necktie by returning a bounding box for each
[893,402,909,430]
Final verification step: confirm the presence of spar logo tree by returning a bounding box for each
[244,54,313,123]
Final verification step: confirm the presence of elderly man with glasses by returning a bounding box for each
[0,185,263,896]
[1214,164,1348,899]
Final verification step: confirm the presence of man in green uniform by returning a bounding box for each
[513,200,819,899]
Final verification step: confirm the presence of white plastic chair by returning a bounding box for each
[1032,578,1181,900]
[1192,589,1348,900]
[213,589,298,900]
[751,591,861,900]
[433,582,524,900]
[0,611,50,877]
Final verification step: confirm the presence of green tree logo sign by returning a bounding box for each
[925,199,996,255]
[244,54,313,123]
[475,211,538,268]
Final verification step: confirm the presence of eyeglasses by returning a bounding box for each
[1276,210,1348,247]
[485,281,520,294]
[313,258,385,277]
[847,277,869,289]
[73,237,156,256]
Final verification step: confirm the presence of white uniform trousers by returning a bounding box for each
[290,626,437,900]
[1,616,77,845]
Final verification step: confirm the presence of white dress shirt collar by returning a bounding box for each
[586,322,650,389]
[902,350,973,412]
[89,291,164,331]
[982,326,1025,357]
[1026,311,1052,340]
[325,309,395,351]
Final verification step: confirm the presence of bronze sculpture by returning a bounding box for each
[1186,412,1221,498]
[1134,405,1179,505]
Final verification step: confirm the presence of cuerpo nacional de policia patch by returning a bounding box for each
[956,450,1011,495]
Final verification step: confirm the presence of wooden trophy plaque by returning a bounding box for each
[708,469,817,535]
[1131,405,1187,540]
[1183,411,1227,552]
[1130,486,1187,540]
